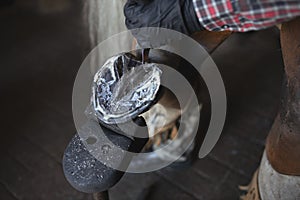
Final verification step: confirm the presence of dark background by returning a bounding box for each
[0,0,284,199]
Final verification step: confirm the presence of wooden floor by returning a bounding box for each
[0,1,284,200]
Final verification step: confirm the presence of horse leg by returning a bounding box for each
[242,17,300,200]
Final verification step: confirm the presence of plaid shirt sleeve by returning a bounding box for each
[193,0,300,32]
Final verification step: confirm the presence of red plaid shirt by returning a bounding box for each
[193,0,300,32]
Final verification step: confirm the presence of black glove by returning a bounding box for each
[124,0,204,47]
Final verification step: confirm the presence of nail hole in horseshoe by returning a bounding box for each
[86,136,97,145]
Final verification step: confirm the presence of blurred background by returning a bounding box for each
[0,0,284,199]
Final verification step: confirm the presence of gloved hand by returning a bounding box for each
[124,0,204,48]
